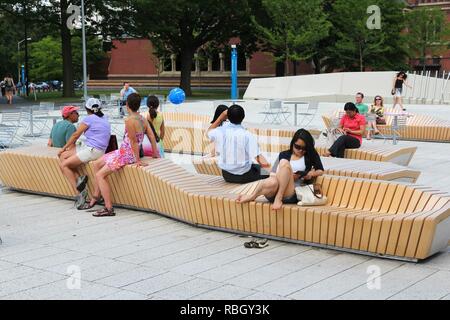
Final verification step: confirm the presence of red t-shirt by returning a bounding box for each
[340,113,366,143]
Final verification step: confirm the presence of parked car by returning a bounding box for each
[49,80,61,91]
[34,82,50,92]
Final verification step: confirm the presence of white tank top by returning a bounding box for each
[290,157,306,173]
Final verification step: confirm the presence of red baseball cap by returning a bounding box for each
[62,106,80,118]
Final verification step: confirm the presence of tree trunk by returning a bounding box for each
[276,61,285,77]
[359,42,363,72]
[60,0,75,97]
[179,48,194,97]
[313,56,321,74]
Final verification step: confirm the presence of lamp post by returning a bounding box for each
[231,44,238,101]
[81,0,88,101]
[17,38,31,84]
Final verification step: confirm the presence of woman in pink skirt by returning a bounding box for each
[83,93,160,216]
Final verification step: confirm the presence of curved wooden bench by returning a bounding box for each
[162,111,321,138]
[0,146,448,261]
[193,156,420,183]
[163,123,417,166]
[322,109,450,142]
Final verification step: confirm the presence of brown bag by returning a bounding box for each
[105,135,118,154]
[376,118,386,125]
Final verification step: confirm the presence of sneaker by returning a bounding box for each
[75,189,88,210]
[76,175,88,192]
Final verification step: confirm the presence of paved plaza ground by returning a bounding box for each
[0,99,450,300]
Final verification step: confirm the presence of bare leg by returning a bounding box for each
[367,122,373,140]
[373,121,380,134]
[272,160,296,211]
[96,164,114,210]
[399,96,406,110]
[237,177,279,204]
[89,157,106,206]
[60,155,83,192]
[59,148,76,162]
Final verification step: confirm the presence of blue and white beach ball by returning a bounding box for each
[168,87,186,105]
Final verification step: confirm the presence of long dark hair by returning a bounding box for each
[146,95,160,120]
[85,106,104,118]
[397,71,407,80]
[289,129,318,157]
[211,105,228,125]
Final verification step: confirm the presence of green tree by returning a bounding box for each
[252,0,331,76]
[406,7,450,73]
[324,0,408,72]
[132,0,259,96]
[28,35,105,82]
[0,11,21,79]
[0,0,130,97]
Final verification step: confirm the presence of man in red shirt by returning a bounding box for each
[324,102,366,158]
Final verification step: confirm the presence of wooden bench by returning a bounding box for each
[0,146,448,261]
[322,109,450,142]
[161,111,321,138]
[163,122,417,166]
[193,156,421,183]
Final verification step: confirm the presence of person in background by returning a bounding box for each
[209,104,229,157]
[237,129,324,211]
[392,71,412,111]
[119,82,137,115]
[367,95,385,140]
[3,74,16,105]
[84,93,160,216]
[207,104,271,184]
[48,106,80,148]
[324,102,365,158]
[355,92,369,115]
[58,98,111,209]
[145,95,165,157]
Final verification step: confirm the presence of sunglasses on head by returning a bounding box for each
[294,143,306,151]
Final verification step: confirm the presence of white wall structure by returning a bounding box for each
[244,71,450,104]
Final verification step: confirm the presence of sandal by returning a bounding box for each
[77,196,104,211]
[93,207,115,217]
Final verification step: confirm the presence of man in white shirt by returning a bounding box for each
[207,105,270,184]
[119,82,137,115]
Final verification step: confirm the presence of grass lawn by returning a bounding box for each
[24,88,245,104]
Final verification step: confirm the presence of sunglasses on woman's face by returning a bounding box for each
[294,143,306,151]
[375,98,382,101]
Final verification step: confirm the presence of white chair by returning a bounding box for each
[32,108,52,135]
[260,100,290,125]
[392,115,408,145]
[39,102,55,110]
[1,112,22,126]
[0,126,19,149]
[296,101,319,127]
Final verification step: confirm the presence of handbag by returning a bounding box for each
[105,135,118,154]
[295,180,327,206]
[376,117,386,125]
[326,128,343,147]
[391,89,396,96]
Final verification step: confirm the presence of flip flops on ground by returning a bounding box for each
[244,238,269,249]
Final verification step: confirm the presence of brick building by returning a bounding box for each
[406,0,450,72]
